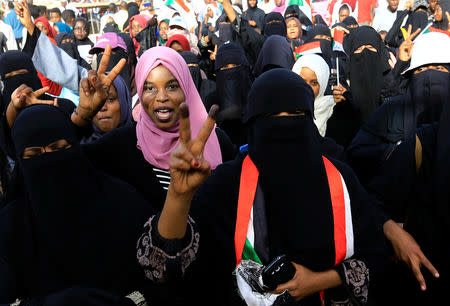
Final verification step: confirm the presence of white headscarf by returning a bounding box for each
[292,54,336,136]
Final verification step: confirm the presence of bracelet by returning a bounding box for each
[73,108,91,122]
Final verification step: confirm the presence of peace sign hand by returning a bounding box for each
[398,24,421,62]
[74,44,126,126]
[169,103,219,196]
[7,85,57,128]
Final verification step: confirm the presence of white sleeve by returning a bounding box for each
[5,25,17,51]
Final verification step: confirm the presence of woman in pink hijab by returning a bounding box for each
[79,46,236,210]
[272,0,287,15]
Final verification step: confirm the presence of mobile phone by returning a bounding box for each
[262,254,295,291]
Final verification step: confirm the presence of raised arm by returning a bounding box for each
[158,103,219,239]
[71,45,126,127]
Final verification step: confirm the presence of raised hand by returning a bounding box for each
[332,84,347,103]
[157,103,219,239]
[73,44,126,127]
[398,24,421,62]
[7,85,56,128]
[14,0,35,35]
[169,103,219,196]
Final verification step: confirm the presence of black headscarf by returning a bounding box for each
[181,51,202,90]
[342,16,359,32]
[345,26,390,123]
[124,2,139,30]
[11,104,153,296]
[403,69,450,137]
[304,24,334,67]
[103,21,121,33]
[73,17,94,47]
[96,47,131,90]
[245,68,340,269]
[81,74,134,144]
[314,14,327,25]
[0,51,43,111]
[215,42,253,122]
[244,0,265,29]
[263,12,287,37]
[55,32,92,70]
[252,35,295,77]
[284,4,313,27]
[216,13,238,46]
[405,10,429,35]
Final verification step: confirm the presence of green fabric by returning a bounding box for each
[242,238,262,264]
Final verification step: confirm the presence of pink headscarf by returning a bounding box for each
[272,0,286,14]
[135,46,223,170]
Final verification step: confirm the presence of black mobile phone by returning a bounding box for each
[262,254,295,291]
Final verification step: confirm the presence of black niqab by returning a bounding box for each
[215,42,253,122]
[304,24,334,67]
[314,14,327,25]
[405,10,429,35]
[263,12,287,37]
[181,51,202,90]
[0,51,43,110]
[252,35,295,77]
[11,104,153,296]
[345,26,389,123]
[55,33,92,70]
[96,48,131,90]
[245,68,337,269]
[403,70,450,137]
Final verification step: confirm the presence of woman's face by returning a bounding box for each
[433,4,443,22]
[248,0,257,8]
[299,67,320,98]
[339,7,350,22]
[93,85,122,133]
[159,21,169,40]
[36,21,48,35]
[170,41,184,53]
[131,20,144,37]
[73,20,88,40]
[141,65,185,130]
[275,0,283,7]
[207,7,214,18]
[286,19,300,39]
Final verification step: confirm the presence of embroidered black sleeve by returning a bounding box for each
[330,259,370,305]
[136,214,199,284]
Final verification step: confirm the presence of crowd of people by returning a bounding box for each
[0,0,449,305]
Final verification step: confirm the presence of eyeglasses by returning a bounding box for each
[74,27,88,32]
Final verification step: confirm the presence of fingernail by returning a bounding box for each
[192,159,200,168]
[421,285,426,291]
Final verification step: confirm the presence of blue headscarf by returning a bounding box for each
[81,74,134,144]
[55,22,73,34]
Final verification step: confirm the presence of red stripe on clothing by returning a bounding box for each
[322,156,347,266]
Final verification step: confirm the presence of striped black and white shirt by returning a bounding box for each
[153,167,171,190]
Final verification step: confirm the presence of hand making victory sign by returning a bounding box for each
[6,86,56,128]
[398,24,421,62]
[158,103,219,239]
[72,44,126,127]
